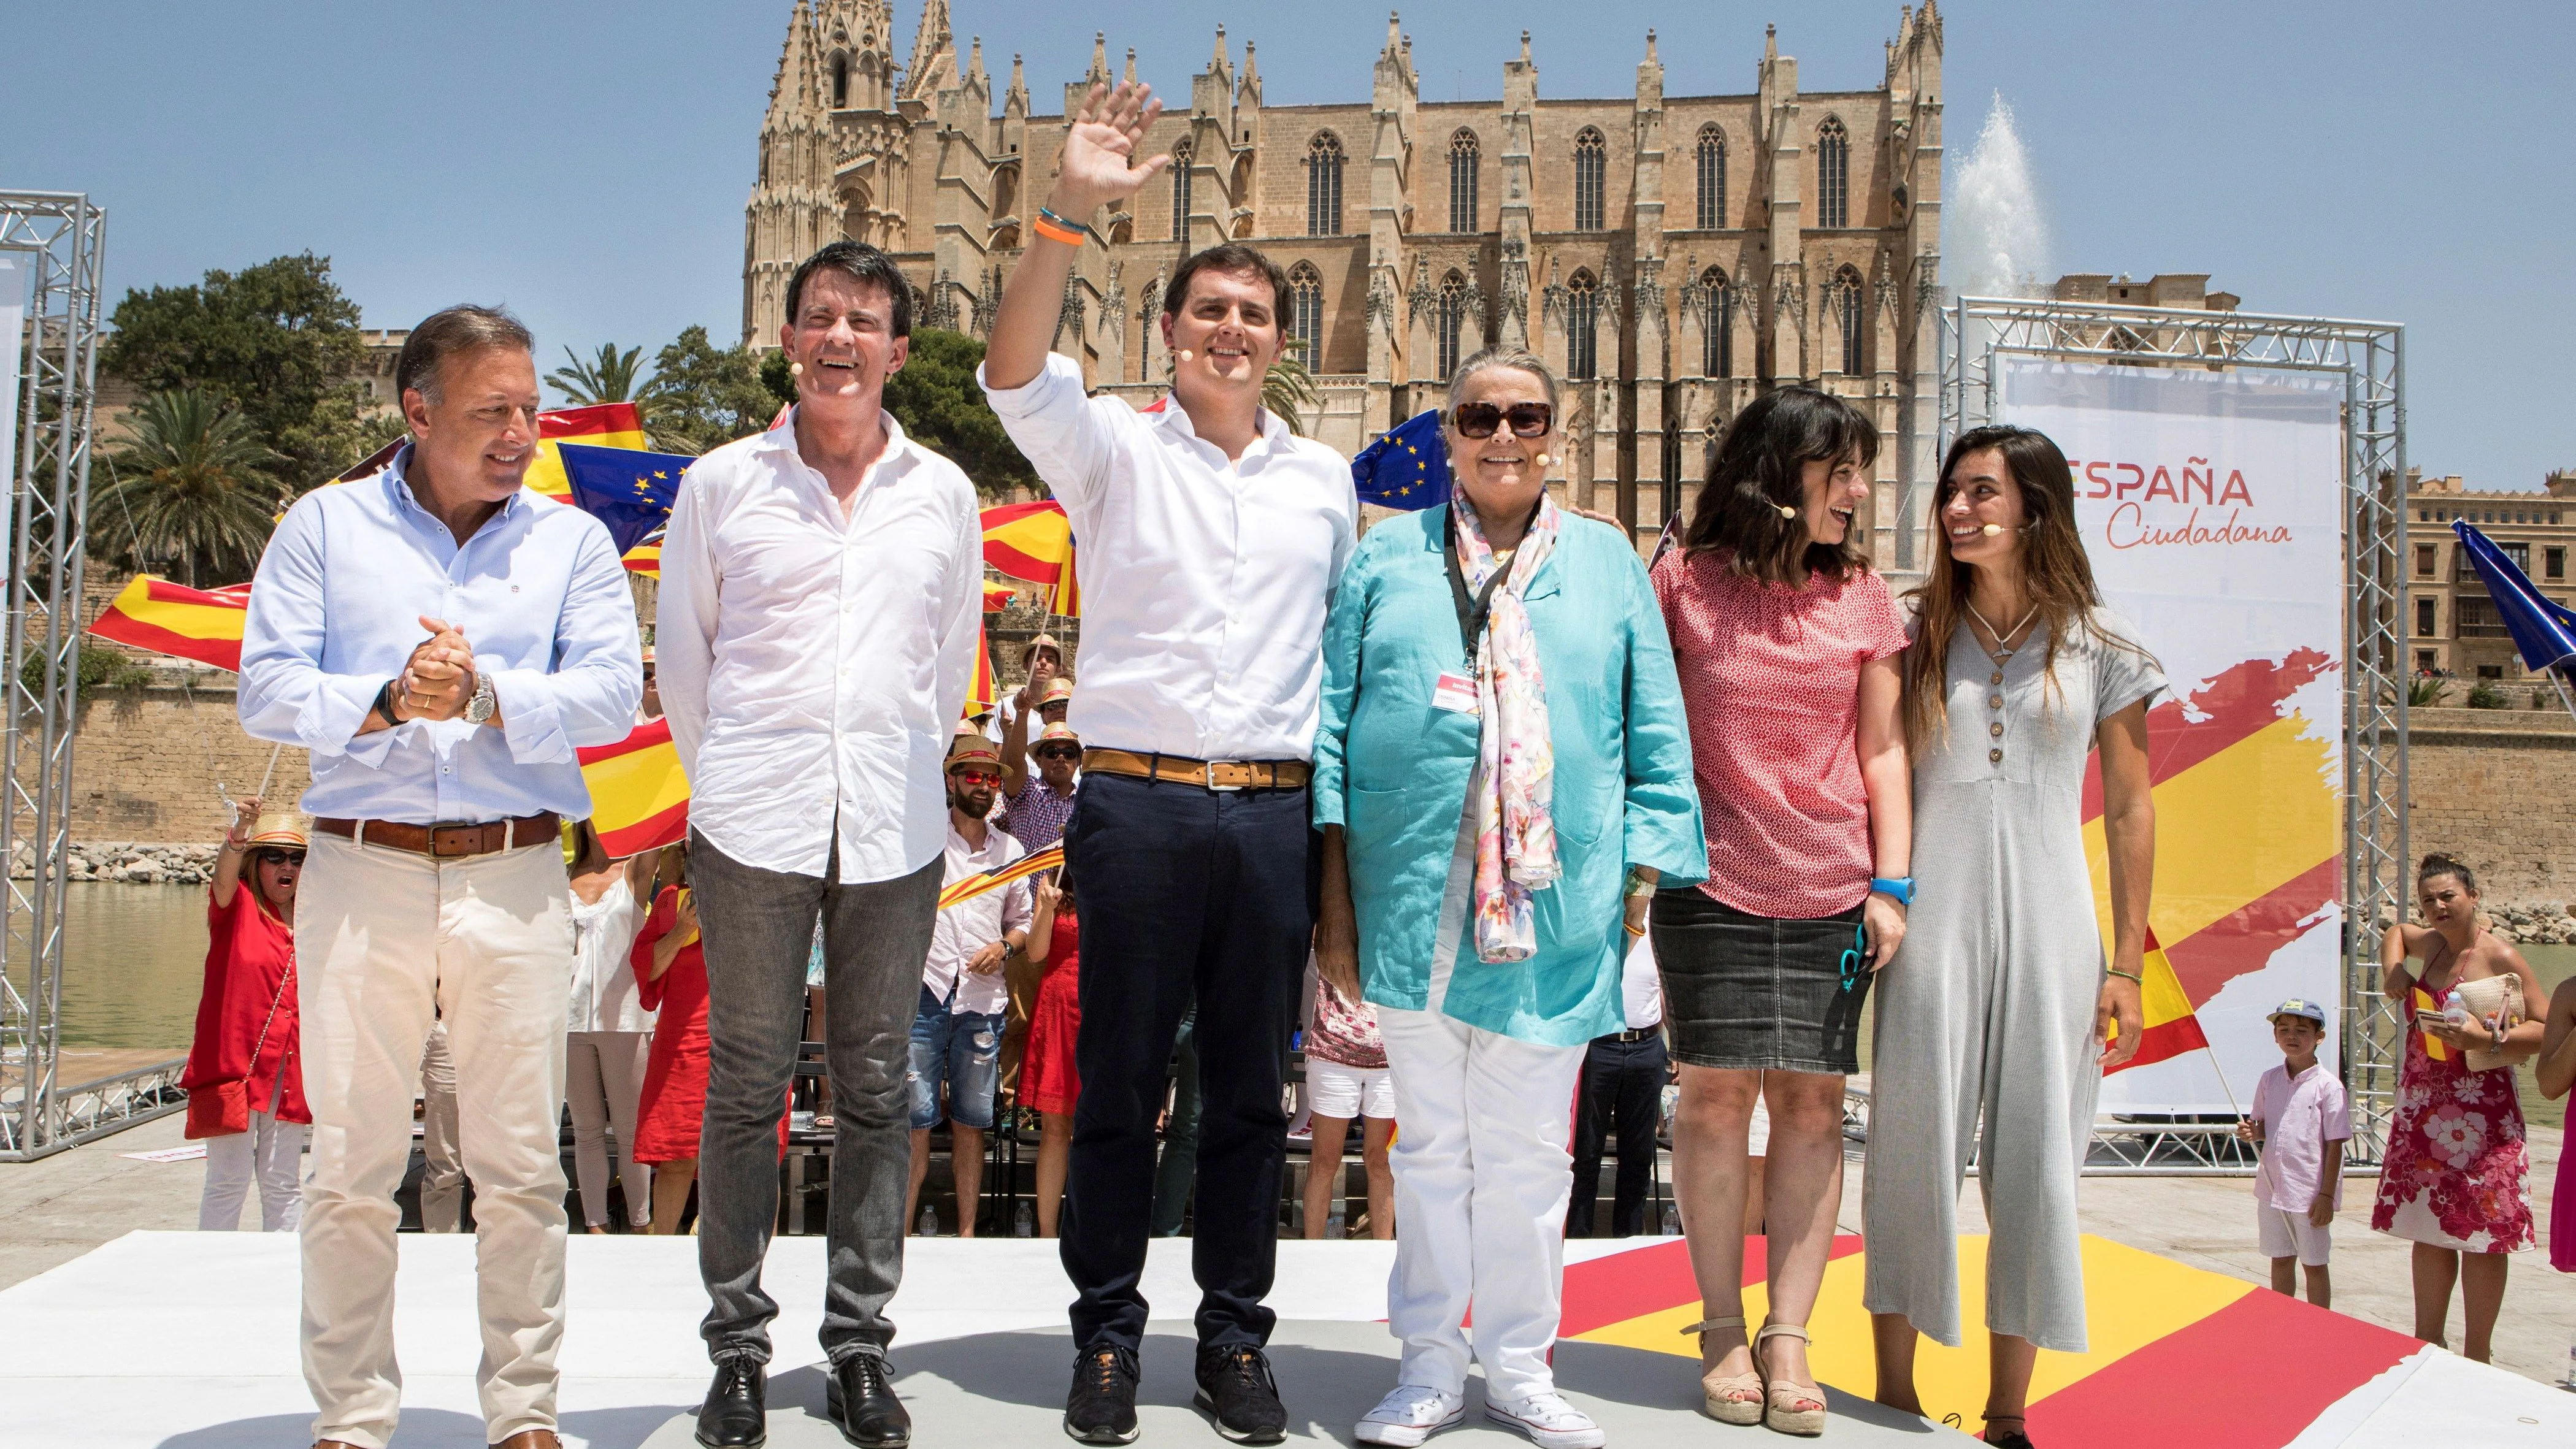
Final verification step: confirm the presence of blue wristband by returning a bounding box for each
[1869,876,1915,905]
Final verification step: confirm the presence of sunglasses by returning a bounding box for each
[1451,401,1555,439]
[952,768,1002,786]
[1035,747,1082,762]
[253,849,307,867]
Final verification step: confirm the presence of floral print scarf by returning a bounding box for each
[1454,492,1562,963]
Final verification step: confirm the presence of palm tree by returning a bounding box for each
[102,389,283,586]
[1263,342,1321,436]
[548,343,648,407]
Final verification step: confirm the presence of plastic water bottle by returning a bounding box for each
[2442,990,2475,1031]
[1014,1202,1036,1237]
[1660,1206,1683,1237]
[916,1205,938,1237]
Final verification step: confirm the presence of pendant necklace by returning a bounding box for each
[1965,598,2037,667]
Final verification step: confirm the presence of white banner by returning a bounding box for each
[1998,359,2345,1115]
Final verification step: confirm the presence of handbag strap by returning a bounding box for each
[241,947,296,1084]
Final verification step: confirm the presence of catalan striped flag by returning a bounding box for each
[86,575,249,671]
[523,402,649,502]
[936,843,1063,912]
[577,717,690,857]
[2105,927,2211,1075]
[965,624,997,719]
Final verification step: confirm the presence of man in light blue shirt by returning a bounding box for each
[238,304,640,1449]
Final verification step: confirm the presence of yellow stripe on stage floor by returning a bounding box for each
[1568,1236,2253,1431]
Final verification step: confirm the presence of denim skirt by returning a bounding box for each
[1649,887,1871,1074]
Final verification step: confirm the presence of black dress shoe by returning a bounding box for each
[826,1352,912,1448]
[694,1359,767,1448]
[1194,1345,1286,1445]
[1064,1344,1141,1445]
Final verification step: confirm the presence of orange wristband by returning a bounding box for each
[1030,214,1087,247]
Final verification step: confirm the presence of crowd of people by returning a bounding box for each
[167,76,2576,1449]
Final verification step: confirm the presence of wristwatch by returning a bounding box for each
[464,668,497,725]
[1869,876,1916,905]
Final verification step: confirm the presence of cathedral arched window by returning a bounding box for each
[1833,264,1865,374]
[831,54,849,109]
[1288,262,1325,369]
[1170,140,1194,243]
[1573,129,1608,232]
[1448,131,1480,233]
[1815,117,1850,229]
[1700,266,1732,379]
[1436,271,1469,378]
[1695,126,1726,230]
[1307,133,1347,237]
[1566,270,1599,380]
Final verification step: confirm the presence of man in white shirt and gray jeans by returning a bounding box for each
[658,240,984,1449]
[983,80,1359,1447]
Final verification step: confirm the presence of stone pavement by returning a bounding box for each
[0,1111,206,1289]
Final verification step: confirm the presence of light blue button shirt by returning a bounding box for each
[237,446,644,825]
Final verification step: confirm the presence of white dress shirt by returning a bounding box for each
[1620,931,1665,1031]
[922,819,1033,1017]
[566,876,652,1034]
[981,354,1358,762]
[237,449,643,822]
[657,409,984,884]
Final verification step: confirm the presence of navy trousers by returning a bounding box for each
[1059,771,1319,1354]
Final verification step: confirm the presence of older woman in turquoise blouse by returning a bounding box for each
[1315,346,1704,1449]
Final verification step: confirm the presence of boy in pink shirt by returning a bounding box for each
[2236,998,2352,1307]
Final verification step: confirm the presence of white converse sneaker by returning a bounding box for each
[1355,1384,1467,1446]
[1485,1390,1607,1449]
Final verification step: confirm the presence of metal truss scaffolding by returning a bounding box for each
[0,192,164,1161]
[1938,293,2409,1171]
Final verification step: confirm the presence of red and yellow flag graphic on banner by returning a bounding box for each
[577,718,690,857]
[2081,649,2339,1074]
[981,500,1080,618]
[88,576,250,671]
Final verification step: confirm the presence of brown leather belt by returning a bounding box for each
[1081,748,1311,792]
[313,812,562,858]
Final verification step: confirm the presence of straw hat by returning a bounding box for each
[1023,632,1063,668]
[244,810,309,850]
[1037,720,1082,748]
[946,734,1003,773]
[1040,676,1076,706]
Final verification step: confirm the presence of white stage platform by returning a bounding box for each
[1,1232,1963,1448]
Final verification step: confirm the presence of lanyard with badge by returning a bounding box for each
[1434,507,1513,717]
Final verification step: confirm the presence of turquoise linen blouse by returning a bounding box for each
[1312,508,1706,1047]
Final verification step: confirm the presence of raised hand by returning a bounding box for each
[1051,82,1170,217]
[229,795,263,844]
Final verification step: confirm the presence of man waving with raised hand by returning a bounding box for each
[981,80,1359,1447]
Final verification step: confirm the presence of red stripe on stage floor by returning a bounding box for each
[1552,1234,1863,1340]
[2021,1285,2417,1449]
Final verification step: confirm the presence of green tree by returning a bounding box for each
[548,343,648,406]
[881,329,1036,497]
[640,326,778,455]
[99,254,370,485]
[98,389,285,586]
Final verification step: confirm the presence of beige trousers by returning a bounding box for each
[417,1018,465,1232]
[297,834,574,1448]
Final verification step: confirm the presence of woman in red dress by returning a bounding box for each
[632,847,710,1234]
[183,797,310,1231]
[1015,866,1081,1237]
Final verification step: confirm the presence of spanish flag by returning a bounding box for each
[936,843,1064,911]
[524,402,649,502]
[982,500,1075,589]
[983,583,1016,613]
[577,718,689,857]
[87,575,248,671]
[2105,927,2212,1075]
[964,623,997,720]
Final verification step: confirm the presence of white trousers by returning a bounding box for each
[1379,998,1588,1402]
[199,1108,308,1231]
[565,1030,653,1229]
[297,835,573,1449]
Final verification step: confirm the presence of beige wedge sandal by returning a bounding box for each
[1754,1321,1827,1437]
[1678,1316,1765,1426]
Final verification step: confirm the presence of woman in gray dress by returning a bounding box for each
[1863,426,2161,1449]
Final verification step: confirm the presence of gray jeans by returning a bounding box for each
[691,830,942,1366]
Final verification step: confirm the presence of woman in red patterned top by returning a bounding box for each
[1649,387,1912,1436]
[1017,864,1083,1237]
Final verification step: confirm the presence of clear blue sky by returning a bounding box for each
[6,1,2567,488]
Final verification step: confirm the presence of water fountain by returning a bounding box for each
[1947,93,2052,299]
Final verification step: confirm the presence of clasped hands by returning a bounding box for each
[393,614,478,723]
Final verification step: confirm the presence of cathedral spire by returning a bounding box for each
[1006,52,1028,114]
[1125,47,1137,86]
[904,0,956,99]
[1089,31,1110,86]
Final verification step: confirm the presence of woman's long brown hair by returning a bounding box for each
[1902,426,2110,751]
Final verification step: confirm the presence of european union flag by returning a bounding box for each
[1351,408,1451,511]
[558,442,689,557]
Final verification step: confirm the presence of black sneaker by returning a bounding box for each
[1064,1344,1141,1445]
[1194,1345,1287,1445]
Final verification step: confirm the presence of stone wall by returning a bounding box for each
[2402,706,2576,914]
[33,675,313,844]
